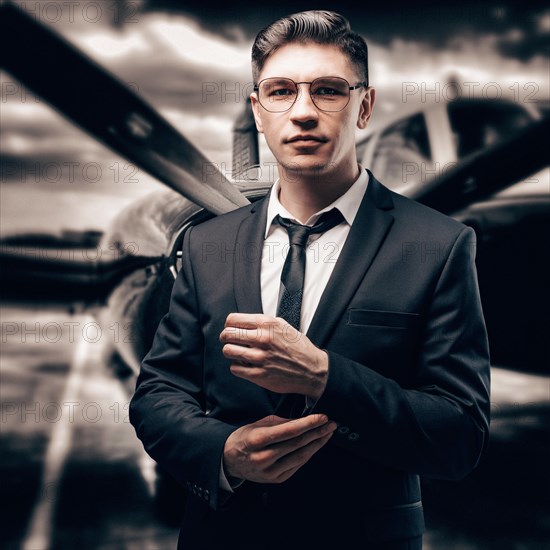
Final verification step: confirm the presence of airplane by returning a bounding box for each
[1,1,548,522]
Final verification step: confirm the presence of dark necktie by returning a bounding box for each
[276,208,344,330]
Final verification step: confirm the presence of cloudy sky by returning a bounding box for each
[1,0,548,235]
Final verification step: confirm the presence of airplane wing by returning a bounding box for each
[0,2,250,215]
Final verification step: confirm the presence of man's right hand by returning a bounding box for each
[223,414,337,484]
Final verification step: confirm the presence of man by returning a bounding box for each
[130,10,490,550]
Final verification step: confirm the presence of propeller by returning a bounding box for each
[0,1,250,215]
[410,114,550,215]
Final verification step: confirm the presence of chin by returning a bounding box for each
[282,156,333,175]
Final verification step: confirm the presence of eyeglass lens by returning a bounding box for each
[258,77,352,112]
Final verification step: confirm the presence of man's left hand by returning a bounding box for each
[220,313,328,400]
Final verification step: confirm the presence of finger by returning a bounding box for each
[268,432,334,482]
[252,421,337,466]
[225,312,279,330]
[225,312,267,328]
[266,421,337,456]
[220,325,276,346]
[254,414,290,427]
[223,344,264,364]
[278,431,334,473]
[224,312,262,329]
[247,414,331,449]
[220,326,256,344]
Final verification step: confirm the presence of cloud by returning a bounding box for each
[148,18,249,69]
[82,32,151,58]
[61,13,254,117]
[363,35,548,131]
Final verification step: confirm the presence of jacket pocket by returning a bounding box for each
[347,309,420,329]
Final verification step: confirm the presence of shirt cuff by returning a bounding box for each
[302,396,319,415]
[219,456,244,493]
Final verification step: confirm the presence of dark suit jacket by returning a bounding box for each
[130,171,490,549]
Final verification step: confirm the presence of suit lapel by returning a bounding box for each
[233,193,270,315]
[306,173,395,348]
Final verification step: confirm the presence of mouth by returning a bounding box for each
[285,135,328,144]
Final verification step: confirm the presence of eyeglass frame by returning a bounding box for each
[252,76,368,113]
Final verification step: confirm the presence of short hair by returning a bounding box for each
[251,10,369,86]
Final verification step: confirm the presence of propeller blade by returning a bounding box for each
[0,2,250,215]
[411,115,550,215]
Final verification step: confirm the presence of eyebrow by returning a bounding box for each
[261,77,294,84]
[260,75,357,83]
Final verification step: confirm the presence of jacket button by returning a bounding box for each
[338,426,349,434]
[348,432,359,440]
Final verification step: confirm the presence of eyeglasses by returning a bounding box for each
[253,77,367,113]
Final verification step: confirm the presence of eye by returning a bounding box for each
[272,87,293,96]
[314,87,340,96]
[266,85,296,98]
[311,78,349,98]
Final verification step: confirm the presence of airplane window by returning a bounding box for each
[448,101,533,160]
[371,113,431,189]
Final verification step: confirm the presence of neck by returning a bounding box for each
[277,161,360,222]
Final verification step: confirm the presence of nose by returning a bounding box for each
[289,83,319,125]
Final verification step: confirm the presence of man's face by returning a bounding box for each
[250,42,375,177]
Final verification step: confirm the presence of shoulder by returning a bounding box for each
[189,197,263,241]
[393,190,464,228]
[372,174,468,241]
[371,178,477,273]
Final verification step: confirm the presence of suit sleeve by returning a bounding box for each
[129,227,235,510]
[311,225,491,480]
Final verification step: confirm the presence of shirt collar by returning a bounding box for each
[264,165,369,239]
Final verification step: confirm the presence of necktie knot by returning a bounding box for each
[276,208,344,248]
[282,224,310,248]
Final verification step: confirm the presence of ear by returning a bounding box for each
[357,87,375,130]
[250,92,264,133]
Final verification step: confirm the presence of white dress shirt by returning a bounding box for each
[220,166,369,492]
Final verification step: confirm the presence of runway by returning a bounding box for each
[1,305,179,550]
[1,304,548,549]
